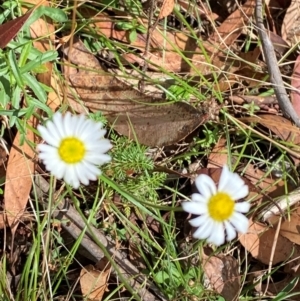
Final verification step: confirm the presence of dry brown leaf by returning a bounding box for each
[121,51,183,72]
[239,47,261,66]
[268,31,290,56]
[0,215,5,230]
[177,0,218,22]
[242,163,287,197]
[80,264,110,300]
[203,253,240,301]
[0,9,34,49]
[291,54,300,117]
[77,9,189,53]
[4,117,36,231]
[239,220,300,265]
[241,114,300,164]
[240,114,300,165]
[282,0,300,45]
[279,206,300,245]
[241,115,300,144]
[261,275,300,298]
[207,137,228,168]
[248,261,300,297]
[229,94,277,107]
[0,146,7,230]
[63,39,210,146]
[158,0,174,19]
[46,73,64,112]
[209,0,255,51]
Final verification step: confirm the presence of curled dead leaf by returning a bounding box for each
[158,0,174,19]
[203,252,240,301]
[279,206,300,245]
[291,54,300,117]
[239,220,300,265]
[80,264,111,301]
[63,39,211,146]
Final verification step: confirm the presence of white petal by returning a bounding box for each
[40,149,60,161]
[182,201,207,215]
[74,164,90,185]
[63,112,73,136]
[192,218,214,240]
[70,178,80,189]
[49,164,67,179]
[91,120,104,132]
[191,193,207,203]
[93,129,107,139]
[42,156,62,169]
[52,111,66,138]
[198,219,214,239]
[221,174,247,199]
[207,222,225,246]
[218,165,230,191]
[235,202,250,213]
[38,124,60,147]
[79,121,96,139]
[229,212,249,234]
[85,140,112,153]
[74,114,87,136]
[189,214,208,227]
[52,163,68,180]
[38,143,57,154]
[83,126,106,141]
[224,221,237,241]
[81,161,101,178]
[220,175,242,194]
[231,173,246,188]
[85,131,107,142]
[230,185,249,200]
[77,162,98,181]
[85,154,112,165]
[78,119,95,138]
[195,174,216,199]
[64,165,79,188]
[82,121,104,137]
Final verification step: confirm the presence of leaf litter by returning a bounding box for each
[62,38,213,147]
[3,0,300,300]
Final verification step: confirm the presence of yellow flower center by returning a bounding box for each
[58,137,86,164]
[208,192,235,222]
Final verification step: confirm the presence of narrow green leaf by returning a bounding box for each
[20,50,57,74]
[22,73,47,103]
[8,50,24,88]
[18,42,32,67]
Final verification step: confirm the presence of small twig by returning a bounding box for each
[34,176,168,301]
[143,0,156,59]
[255,0,300,127]
[258,186,300,222]
[140,0,161,92]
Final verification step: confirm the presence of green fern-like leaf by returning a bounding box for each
[124,204,131,218]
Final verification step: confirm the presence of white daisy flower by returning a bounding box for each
[37,112,112,189]
[182,165,250,246]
